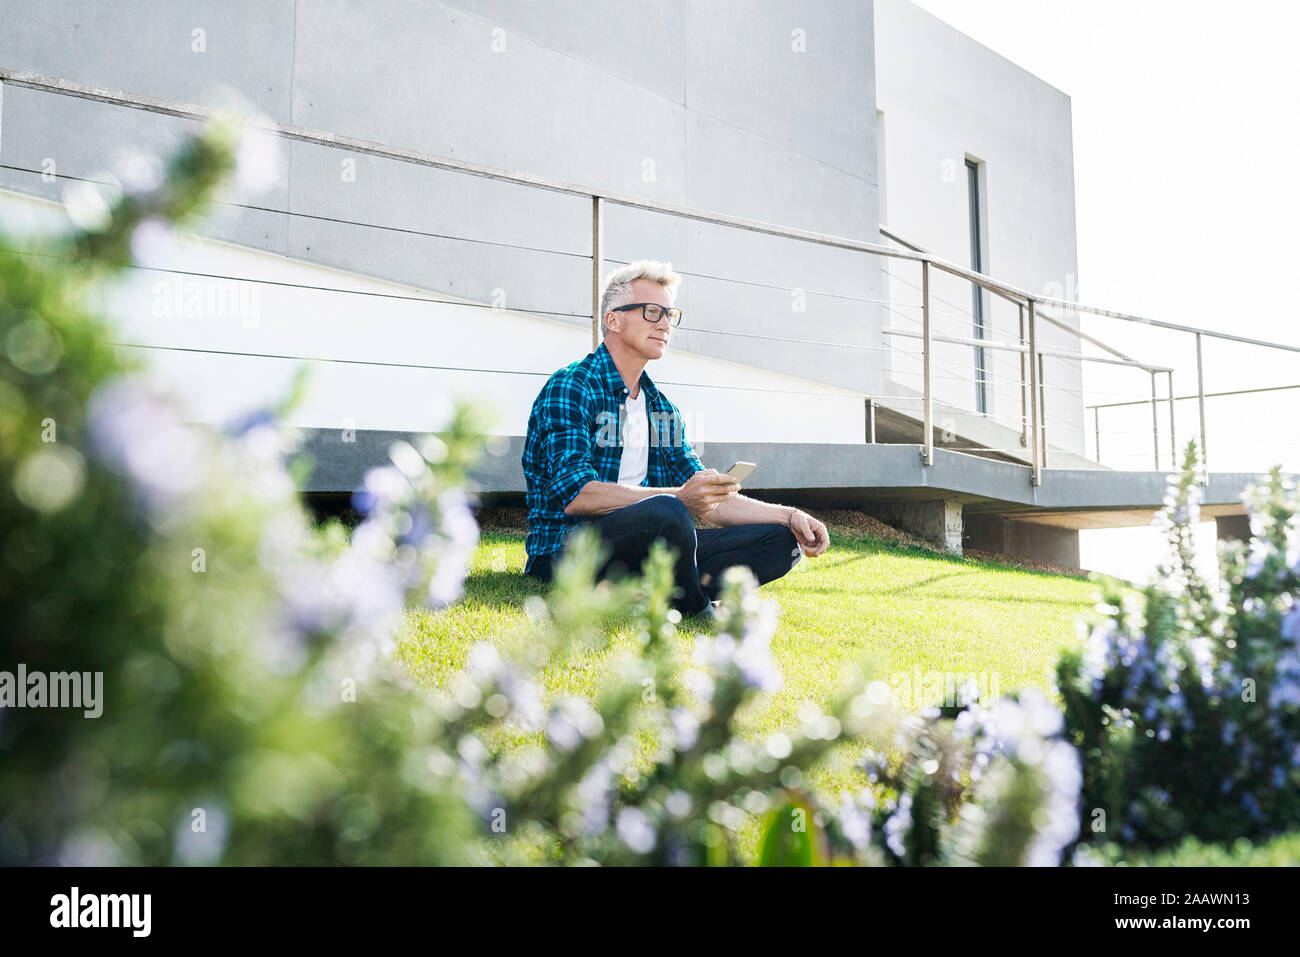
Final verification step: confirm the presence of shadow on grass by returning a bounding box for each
[461,568,548,606]
[829,533,1093,582]
[790,581,1092,610]
[457,565,722,632]
[815,569,970,594]
[459,530,1092,620]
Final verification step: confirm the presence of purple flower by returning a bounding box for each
[396,503,435,550]
[575,760,614,836]
[1244,540,1270,580]
[986,690,1063,763]
[465,643,542,729]
[427,488,479,609]
[615,807,657,854]
[274,551,405,648]
[86,377,204,518]
[1283,607,1300,642]
[670,708,699,752]
[838,792,874,851]
[691,589,783,694]
[1242,792,1263,821]
[546,698,603,753]
[1024,740,1082,867]
[351,464,408,517]
[222,407,277,439]
[883,792,913,858]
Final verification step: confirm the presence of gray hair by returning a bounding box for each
[598,259,681,336]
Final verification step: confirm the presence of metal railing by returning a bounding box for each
[1087,382,1300,470]
[3,66,1299,486]
[877,226,1174,479]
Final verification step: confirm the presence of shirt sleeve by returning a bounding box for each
[537,374,600,510]
[662,400,704,485]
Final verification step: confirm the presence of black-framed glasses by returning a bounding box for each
[611,302,684,327]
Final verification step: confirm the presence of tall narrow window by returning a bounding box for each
[966,158,987,414]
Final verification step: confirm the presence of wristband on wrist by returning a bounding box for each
[787,507,797,530]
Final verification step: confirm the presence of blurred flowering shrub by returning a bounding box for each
[847,687,1080,866]
[0,116,488,864]
[1059,442,1300,851]
[0,120,1088,867]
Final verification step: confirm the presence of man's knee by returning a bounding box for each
[769,525,802,571]
[748,525,803,587]
[639,493,694,541]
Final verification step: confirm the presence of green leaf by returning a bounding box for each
[758,793,827,867]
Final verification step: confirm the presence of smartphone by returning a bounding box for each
[725,461,756,483]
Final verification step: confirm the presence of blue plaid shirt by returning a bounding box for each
[522,342,703,572]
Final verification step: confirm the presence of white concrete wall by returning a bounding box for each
[874,0,1086,456]
[0,0,884,397]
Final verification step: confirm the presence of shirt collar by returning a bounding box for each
[595,341,660,401]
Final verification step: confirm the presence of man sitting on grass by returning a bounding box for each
[521,259,830,616]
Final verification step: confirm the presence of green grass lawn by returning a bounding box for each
[396,525,1105,798]
[394,524,1300,865]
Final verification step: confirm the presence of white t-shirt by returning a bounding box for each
[617,388,649,487]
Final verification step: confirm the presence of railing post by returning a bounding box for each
[1093,406,1101,464]
[1038,352,1048,468]
[1150,371,1160,470]
[1017,302,1028,447]
[1167,369,1176,469]
[591,195,604,350]
[1027,298,1041,486]
[1195,332,1209,483]
[866,397,877,444]
[921,259,933,466]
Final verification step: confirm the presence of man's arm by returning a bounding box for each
[705,493,789,527]
[708,494,831,557]
[645,397,827,555]
[563,481,679,517]
[565,471,741,519]
[535,376,602,513]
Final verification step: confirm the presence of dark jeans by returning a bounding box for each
[526,494,803,614]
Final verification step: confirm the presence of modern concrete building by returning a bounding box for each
[0,1,1285,567]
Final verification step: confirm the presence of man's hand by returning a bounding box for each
[790,509,830,557]
[675,469,741,521]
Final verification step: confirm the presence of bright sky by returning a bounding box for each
[905,0,1300,582]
